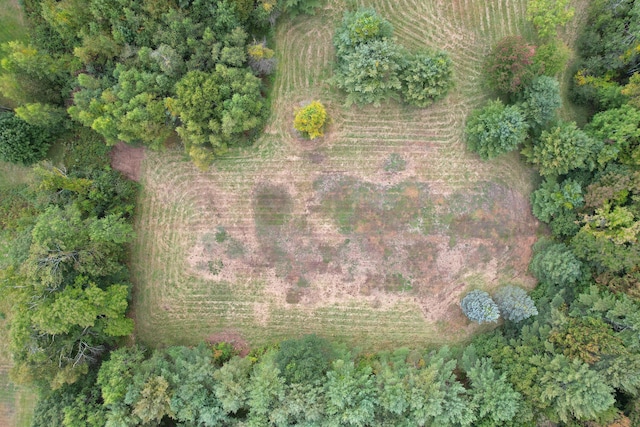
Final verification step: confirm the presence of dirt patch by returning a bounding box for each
[110,142,145,181]
[206,331,250,357]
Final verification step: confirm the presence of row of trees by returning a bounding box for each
[31,272,640,427]
[332,8,453,107]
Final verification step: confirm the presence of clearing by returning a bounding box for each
[129,0,580,350]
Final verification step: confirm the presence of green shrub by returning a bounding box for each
[530,239,583,286]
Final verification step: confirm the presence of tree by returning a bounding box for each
[294,101,328,140]
[520,75,561,132]
[282,0,323,17]
[333,38,404,107]
[399,50,453,107]
[169,65,265,168]
[533,41,570,76]
[526,0,575,40]
[529,239,583,286]
[0,112,51,165]
[525,121,601,176]
[460,290,500,324]
[485,36,536,95]
[493,286,538,322]
[585,104,640,166]
[462,347,522,425]
[464,100,528,160]
[530,177,583,223]
[247,40,276,76]
[333,8,394,57]
[325,359,378,427]
[275,334,334,384]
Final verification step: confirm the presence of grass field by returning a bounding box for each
[129,0,565,351]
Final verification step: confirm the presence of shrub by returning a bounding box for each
[486,36,536,95]
[294,101,327,139]
[247,40,277,76]
[0,112,51,165]
[533,41,570,76]
[465,100,528,160]
[400,50,453,107]
[460,290,500,324]
[493,286,538,322]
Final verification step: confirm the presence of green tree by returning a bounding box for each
[169,65,265,168]
[464,100,528,160]
[213,356,252,415]
[399,50,453,107]
[493,286,538,322]
[461,347,522,425]
[520,75,561,132]
[333,38,404,107]
[460,290,500,324]
[526,0,575,40]
[247,353,285,426]
[333,8,394,57]
[530,177,583,223]
[325,360,378,427]
[533,41,570,76]
[275,334,334,384]
[0,112,51,165]
[529,239,583,286]
[525,121,601,176]
[585,104,640,166]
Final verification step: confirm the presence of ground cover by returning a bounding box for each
[129,0,584,350]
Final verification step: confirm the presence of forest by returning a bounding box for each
[0,0,639,425]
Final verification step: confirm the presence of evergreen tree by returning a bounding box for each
[493,286,538,322]
[460,290,500,324]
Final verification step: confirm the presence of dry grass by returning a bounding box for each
[130,0,588,351]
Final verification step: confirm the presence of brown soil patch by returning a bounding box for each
[110,142,145,181]
[206,331,250,357]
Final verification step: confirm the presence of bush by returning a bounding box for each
[294,101,327,139]
[460,290,500,324]
[400,50,454,107]
[465,100,528,160]
[485,36,536,95]
[530,239,583,286]
[533,41,570,76]
[0,112,51,165]
[493,286,538,322]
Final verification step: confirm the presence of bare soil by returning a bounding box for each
[110,142,145,181]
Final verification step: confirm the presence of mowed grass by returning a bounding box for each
[130,0,585,351]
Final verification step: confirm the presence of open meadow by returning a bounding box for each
[128,0,560,350]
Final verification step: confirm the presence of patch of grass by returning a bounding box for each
[383,153,407,173]
[130,0,546,352]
